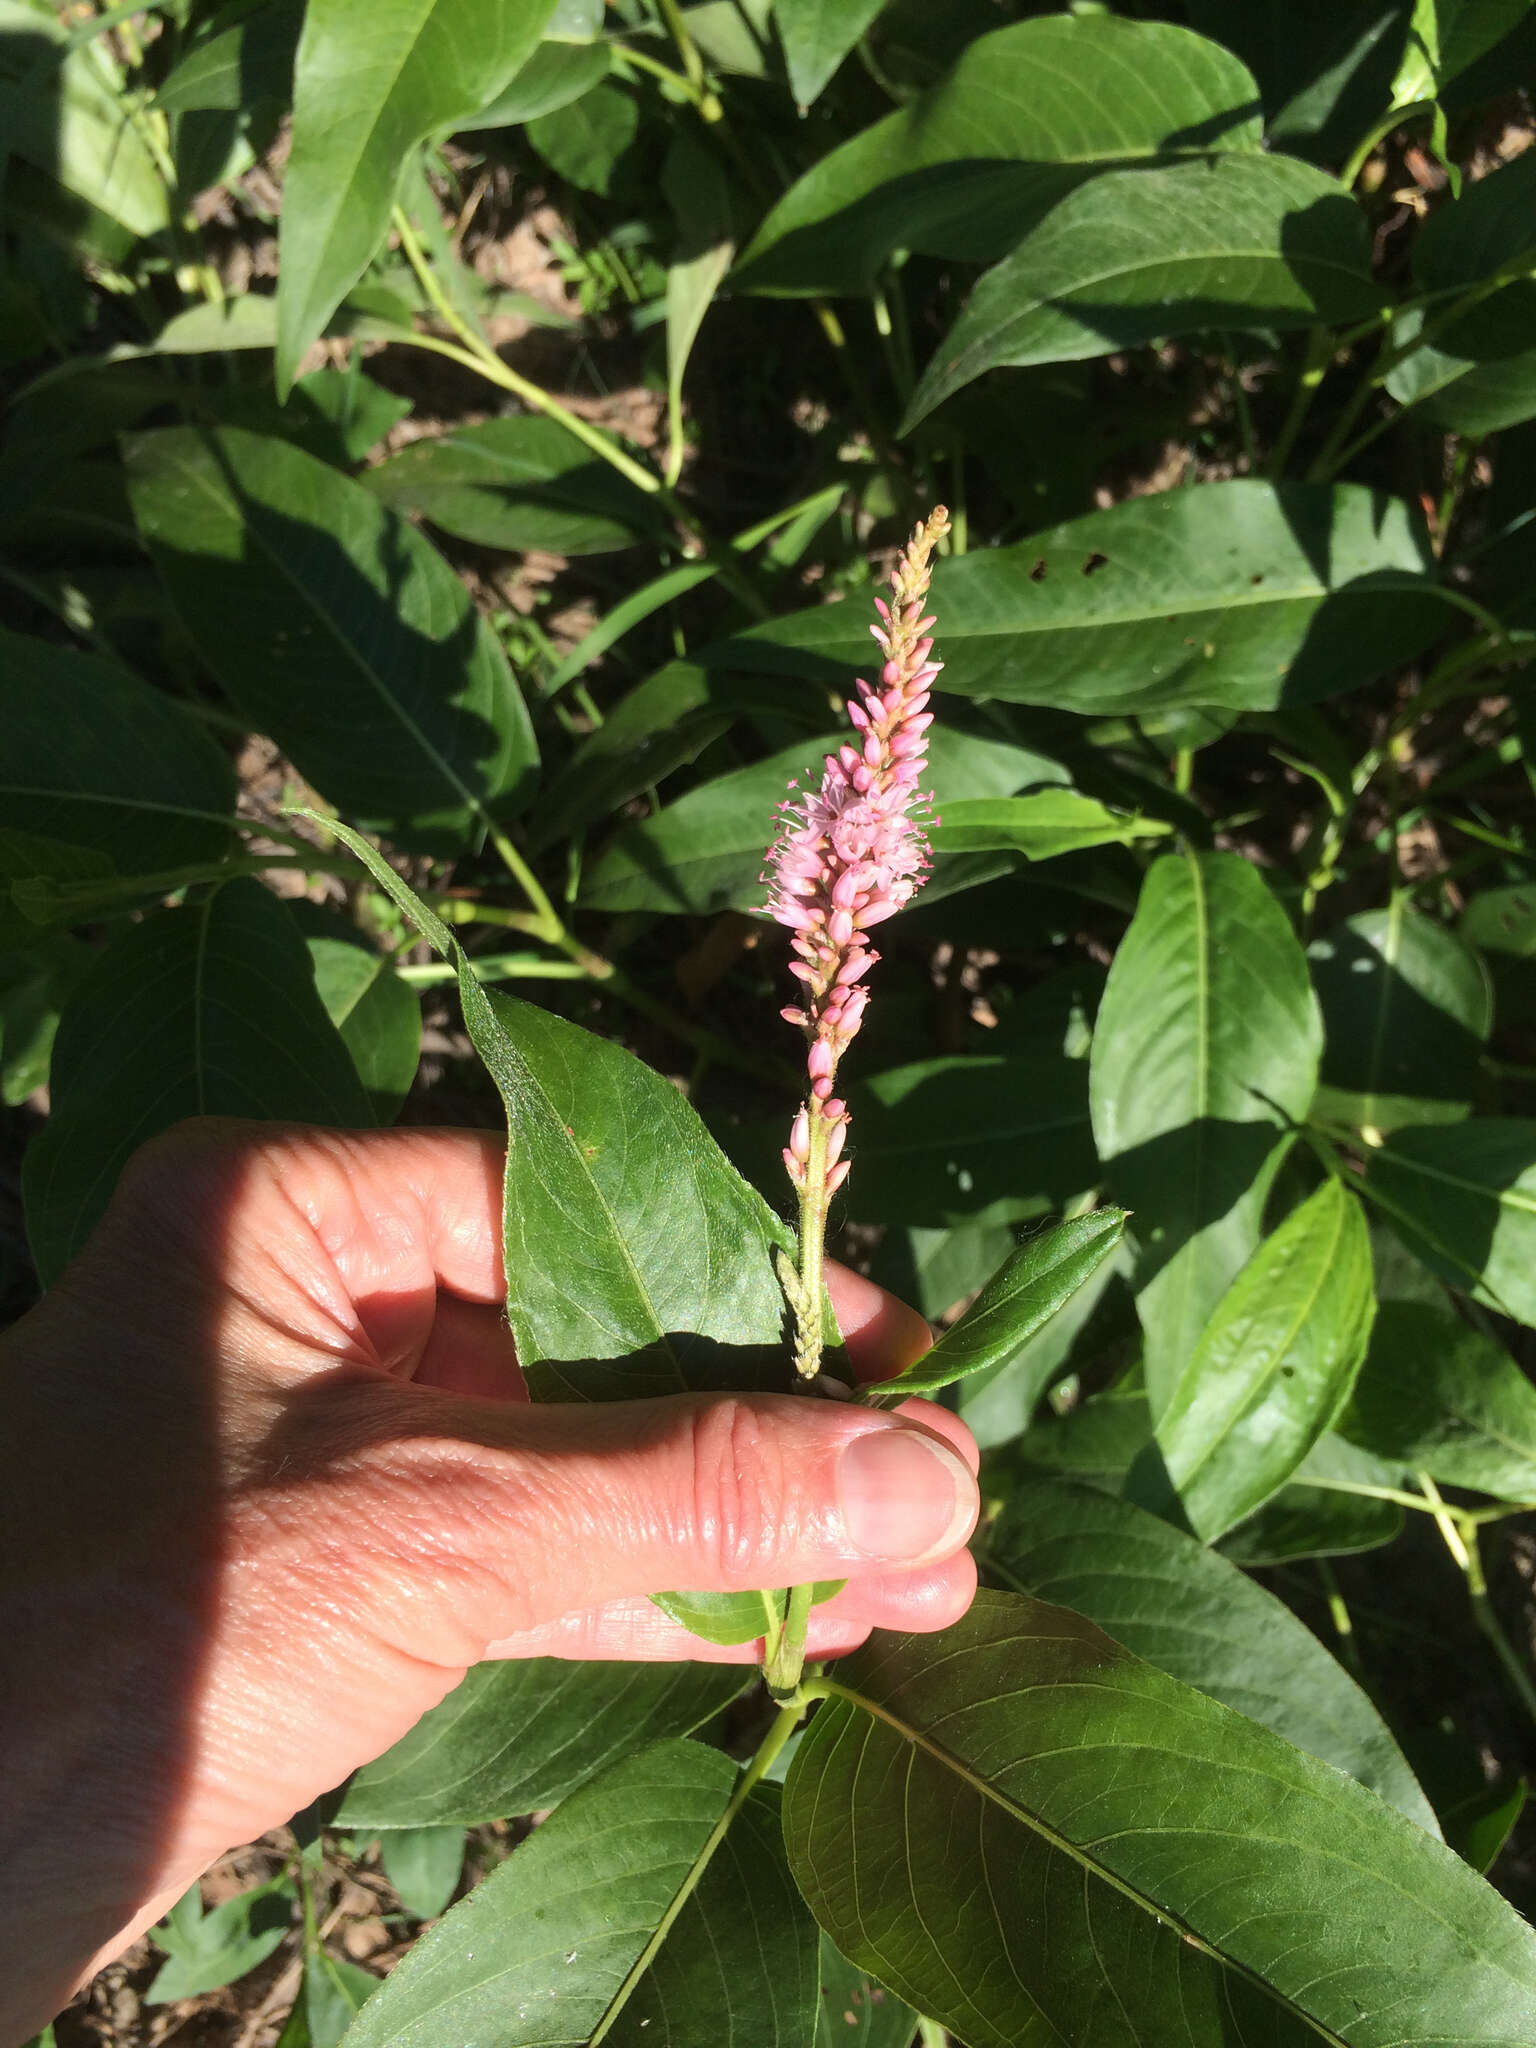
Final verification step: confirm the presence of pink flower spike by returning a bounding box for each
[761,503,949,1262]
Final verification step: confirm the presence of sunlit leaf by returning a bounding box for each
[1156,1177,1376,1539]
[1090,850,1323,1413]
[736,14,1263,294]
[905,155,1378,426]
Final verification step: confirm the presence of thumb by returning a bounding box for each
[326,1385,980,1664]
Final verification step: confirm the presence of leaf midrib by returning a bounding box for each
[820,1680,1348,2047]
[1168,1191,1351,1494]
[160,440,489,823]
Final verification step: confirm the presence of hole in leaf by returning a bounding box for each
[1082,552,1108,576]
[1029,558,1048,582]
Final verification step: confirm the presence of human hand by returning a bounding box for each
[0,1120,978,2039]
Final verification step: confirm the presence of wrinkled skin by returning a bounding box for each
[0,1121,979,2041]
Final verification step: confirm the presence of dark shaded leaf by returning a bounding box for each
[344,1747,817,2048]
[1343,1300,1536,1501]
[0,628,235,874]
[988,1478,1437,1829]
[361,415,658,554]
[785,1591,1536,2047]
[22,882,372,1285]
[1368,1118,1536,1327]
[865,1210,1126,1407]
[1310,902,1492,1132]
[126,426,538,846]
[337,1659,747,1828]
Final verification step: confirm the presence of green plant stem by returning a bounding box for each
[790,1109,830,1381]
[388,229,770,624]
[1339,102,1426,191]
[391,209,660,494]
[656,0,706,95]
[1419,1472,1536,1729]
[1315,1558,1365,1679]
[1267,327,1332,478]
[394,952,592,985]
[764,1582,816,1702]
[587,1703,803,2045]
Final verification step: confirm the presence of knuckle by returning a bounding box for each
[684,1397,789,1583]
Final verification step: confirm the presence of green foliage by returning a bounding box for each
[8,0,1536,2037]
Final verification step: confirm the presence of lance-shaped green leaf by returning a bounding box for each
[845,1055,1097,1229]
[1343,1300,1536,1501]
[154,0,303,114]
[864,1211,1125,1408]
[22,883,372,1285]
[0,628,235,874]
[735,13,1263,295]
[0,0,170,249]
[126,427,538,847]
[1217,1433,1408,1566]
[776,0,886,107]
[648,1581,846,1649]
[377,1828,463,1922]
[464,39,611,127]
[1156,1178,1376,1540]
[706,482,1444,716]
[1368,1119,1536,1328]
[1386,149,1536,434]
[147,1880,294,2003]
[1091,851,1323,1415]
[930,793,1170,860]
[1462,883,1536,957]
[988,1478,1437,1831]
[337,1659,748,1829]
[315,820,797,1395]
[297,913,422,1125]
[662,133,736,488]
[361,415,660,555]
[582,726,1068,917]
[784,1591,1536,2048]
[905,155,1378,427]
[276,0,558,387]
[344,1745,817,2048]
[1309,900,1492,1134]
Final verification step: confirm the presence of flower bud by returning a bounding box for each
[790,1107,811,1162]
[825,1158,851,1194]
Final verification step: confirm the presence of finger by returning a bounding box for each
[482,1598,875,1664]
[300,1383,981,1665]
[482,1552,976,1662]
[414,1294,527,1401]
[824,1261,932,1384]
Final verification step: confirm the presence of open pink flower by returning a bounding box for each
[764,507,949,1196]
